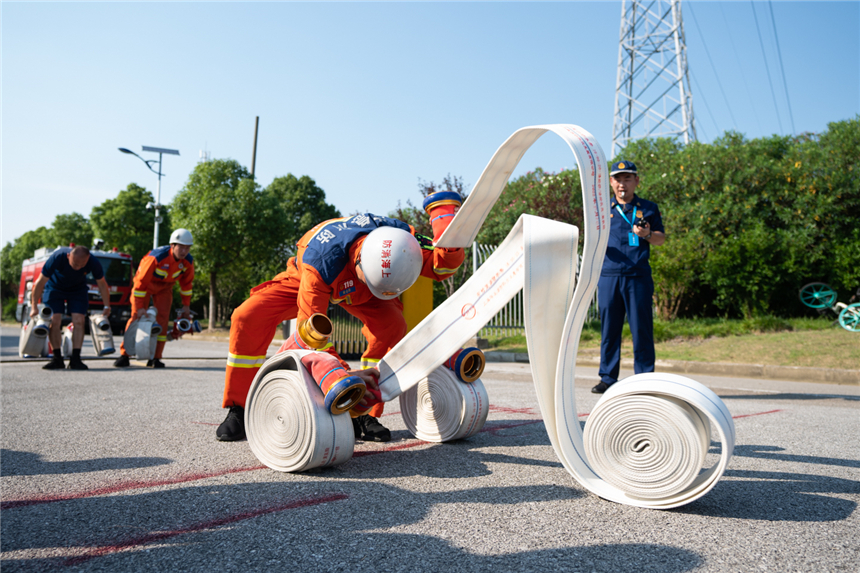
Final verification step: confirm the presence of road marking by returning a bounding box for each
[61,494,348,566]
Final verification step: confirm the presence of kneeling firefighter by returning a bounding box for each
[217,192,465,443]
[114,229,195,369]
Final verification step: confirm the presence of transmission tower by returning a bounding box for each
[612,0,696,157]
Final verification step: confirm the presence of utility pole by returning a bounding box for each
[611,0,695,157]
[251,116,259,179]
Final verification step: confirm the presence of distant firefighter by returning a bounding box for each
[114,228,195,369]
[28,246,112,370]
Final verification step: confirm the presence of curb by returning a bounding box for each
[484,351,860,386]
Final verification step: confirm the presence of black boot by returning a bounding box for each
[42,353,65,370]
[113,355,130,368]
[358,415,391,442]
[352,417,362,440]
[146,359,165,368]
[216,406,246,441]
[67,349,88,370]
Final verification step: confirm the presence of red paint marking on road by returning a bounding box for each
[353,441,425,457]
[488,405,541,416]
[732,409,783,419]
[1,465,267,510]
[481,420,542,434]
[62,493,348,566]
[380,411,401,418]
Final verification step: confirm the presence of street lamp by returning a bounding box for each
[118,145,180,249]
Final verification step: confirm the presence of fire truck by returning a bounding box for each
[16,240,134,335]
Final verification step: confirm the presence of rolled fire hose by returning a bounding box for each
[61,324,74,358]
[18,307,52,357]
[245,350,355,472]
[124,308,161,360]
[89,313,116,356]
[377,124,735,509]
[399,367,489,442]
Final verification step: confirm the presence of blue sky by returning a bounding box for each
[3,1,858,248]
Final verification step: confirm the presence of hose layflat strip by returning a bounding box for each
[379,124,735,508]
[245,350,354,472]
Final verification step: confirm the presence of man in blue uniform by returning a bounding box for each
[593,161,666,394]
[29,246,112,370]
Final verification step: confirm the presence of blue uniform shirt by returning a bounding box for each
[601,195,664,277]
[41,248,105,294]
[302,214,412,284]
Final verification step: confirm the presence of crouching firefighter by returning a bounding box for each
[114,228,195,368]
[217,192,465,443]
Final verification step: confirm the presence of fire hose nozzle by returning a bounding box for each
[297,313,333,350]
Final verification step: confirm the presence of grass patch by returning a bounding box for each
[481,315,856,368]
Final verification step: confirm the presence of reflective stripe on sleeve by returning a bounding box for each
[360,357,381,369]
[157,335,168,342]
[180,289,193,296]
[154,269,168,278]
[133,290,147,297]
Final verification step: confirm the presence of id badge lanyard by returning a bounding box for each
[616,205,640,246]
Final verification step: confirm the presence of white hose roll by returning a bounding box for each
[245,349,354,472]
[61,325,74,358]
[399,367,489,442]
[19,307,53,358]
[377,124,735,508]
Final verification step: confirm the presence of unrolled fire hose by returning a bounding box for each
[245,124,734,509]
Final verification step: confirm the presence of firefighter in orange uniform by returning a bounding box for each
[217,192,464,443]
[114,229,195,368]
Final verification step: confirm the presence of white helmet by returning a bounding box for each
[169,228,193,246]
[358,227,422,300]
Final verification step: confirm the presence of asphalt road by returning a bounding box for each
[1,326,858,572]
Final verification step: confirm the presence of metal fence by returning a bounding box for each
[473,243,599,339]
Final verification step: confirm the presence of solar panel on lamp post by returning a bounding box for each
[118,146,180,249]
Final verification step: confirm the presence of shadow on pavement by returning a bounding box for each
[1,480,702,573]
[731,444,860,468]
[0,449,172,477]
[678,469,858,521]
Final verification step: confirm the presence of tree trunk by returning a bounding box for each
[208,270,217,332]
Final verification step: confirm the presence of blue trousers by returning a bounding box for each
[598,274,655,385]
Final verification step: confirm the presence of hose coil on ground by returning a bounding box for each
[399,367,489,442]
[245,350,355,472]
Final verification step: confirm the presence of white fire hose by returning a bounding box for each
[246,350,355,472]
[376,124,735,509]
[244,124,734,507]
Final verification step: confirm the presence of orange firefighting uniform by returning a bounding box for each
[120,245,194,359]
[222,214,464,415]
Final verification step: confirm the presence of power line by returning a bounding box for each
[719,2,763,134]
[689,70,714,142]
[687,3,738,130]
[750,0,784,134]
[768,0,796,134]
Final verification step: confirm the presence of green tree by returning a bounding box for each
[46,212,93,249]
[90,183,172,264]
[251,174,341,285]
[0,227,52,306]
